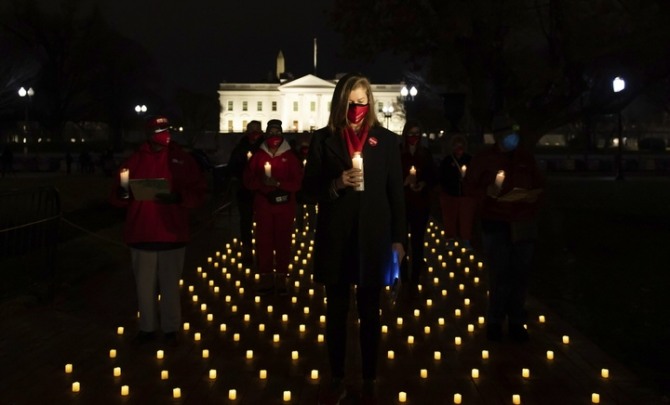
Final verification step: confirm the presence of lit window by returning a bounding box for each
[242,101,248,111]
[257,101,262,111]
[272,101,277,112]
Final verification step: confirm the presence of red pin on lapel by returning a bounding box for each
[368,137,378,146]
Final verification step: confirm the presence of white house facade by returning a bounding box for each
[218,74,406,134]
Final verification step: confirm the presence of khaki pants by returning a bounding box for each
[131,247,185,333]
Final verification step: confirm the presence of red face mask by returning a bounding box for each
[247,131,262,143]
[407,135,420,146]
[151,130,171,146]
[266,135,283,149]
[347,103,369,124]
[453,145,464,157]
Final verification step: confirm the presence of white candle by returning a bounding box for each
[471,368,479,379]
[434,351,442,360]
[562,335,570,344]
[291,350,299,360]
[513,394,521,404]
[460,165,467,178]
[547,351,554,360]
[109,349,117,358]
[117,326,124,335]
[420,369,428,379]
[173,388,181,398]
[522,368,530,378]
[494,170,506,187]
[264,161,272,177]
[351,152,364,191]
[592,393,600,403]
[283,390,291,402]
[259,369,267,379]
[601,369,609,378]
[311,369,319,380]
[539,315,546,323]
[65,364,73,374]
[72,382,80,393]
[119,168,129,189]
[387,350,395,359]
[482,350,489,359]
[246,350,253,359]
[202,349,209,359]
[454,393,462,404]
[228,389,237,400]
[121,385,129,396]
[409,165,416,176]
[161,370,169,380]
[156,350,164,359]
[114,367,121,377]
[399,392,407,402]
[247,151,252,160]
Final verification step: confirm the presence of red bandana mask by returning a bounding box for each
[266,135,283,149]
[347,103,369,125]
[152,130,171,146]
[407,135,420,146]
[247,131,262,143]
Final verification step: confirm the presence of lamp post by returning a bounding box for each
[18,87,35,136]
[612,76,625,180]
[382,105,394,129]
[400,85,418,122]
[135,104,147,115]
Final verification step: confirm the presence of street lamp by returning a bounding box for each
[382,105,394,129]
[612,76,625,180]
[400,85,418,122]
[135,104,147,115]
[18,87,35,135]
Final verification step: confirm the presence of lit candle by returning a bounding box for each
[455,309,461,317]
[247,151,252,160]
[161,370,169,380]
[119,168,129,189]
[478,316,485,324]
[283,390,291,402]
[424,326,431,334]
[195,332,201,341]
[482,350,489,359]
[264,162,272,177]
[397,317,403,326]
[156,350,164,359]
[207,369,216,380]
[382,325,388,334]
[547,350,554,360]
[109,349,117,358]
[513,394,521,404]
[246,350,253,359]
[601,369,609,379]
[173,387,181,398]
[117,326,124,335]
[460,165,467,178]
[522,368,530,378]
[259,369,267,379]
[434,351,442,360]
[220,324,227,332]
[282,314,289,322]
[229,389,237,400]
[311,369,319,380]
[409,165,416,176]
[114,367,121,377]
[420,369,428,379]
[438,318,445,326]
[539,315,546,323]
[413,309,420,317]
[454,393,462,404]
[121,385,129,396]
[72,382,80,393]
[202,349,209,359]
[273,334,280,343]
[471,368,479,379]
[317,334,324,342]
[408,335,415,345]
[65,364,73,374]
[592,393,600,403]
[562,335,570,344]
[183,322,190,331]
[351,152,364,191]
[494,170,506,187]
[234,333,240,341]
[258,324,265,332]
[299,324,306,333]
[387,350,395,359]
[399,392,407,403]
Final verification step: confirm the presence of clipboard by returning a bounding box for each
[497,187,542,203]
[129,178,170,201]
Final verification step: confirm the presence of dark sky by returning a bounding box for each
[99,0,407,93]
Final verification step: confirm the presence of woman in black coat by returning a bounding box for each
[302,72,406,403]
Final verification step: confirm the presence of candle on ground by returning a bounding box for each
[420,369,428,379]
[522,368,530,378]
[121,385,129,396]
[399,392,407,402]
[65,364,73,374]
[161,370,169,380]
[173,388,181,398]
[72,382,80,393]
[228,389,237,400]
[260,369,267,379]
[311,369,319,380]
[114,367,121,377]
[601,369,609,378]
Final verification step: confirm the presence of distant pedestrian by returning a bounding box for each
[243,119,303,296]
[109,115,207,345]
[438,134,476,248]
[464,115,545,342]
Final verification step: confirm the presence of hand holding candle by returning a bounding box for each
[119,168,129,189]
[494,170,505,187]
[351,152,364,191]
[460,165,467,178]
[264,162,272,177]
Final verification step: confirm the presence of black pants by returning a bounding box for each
[236,190,254,252]
[325,283,382,380]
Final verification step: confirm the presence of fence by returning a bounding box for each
[0,187,60,300]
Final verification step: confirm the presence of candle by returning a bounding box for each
[173,388,181,399]
[478,316,485,324]
[282,314,289,322]
[258,324,265,332]
[234,333,240,341]
[259,369,267,379]
[273,334,280,343]
[114,367,121,377]
[156,350,164,359]
[399,392,407,402]
[420,369,428,379]
[65,364,73,374]
[438,318,445,326]
[547,350,554,360]
[434,351,442,360]
[413,309,420,317]
[494,170,505,187]
[455,309,461,317]
[119,168,129,189]
[351,152,364,191]
[397,317,403,326]
[482,350,489,359]
[161,370,169,380]
[109,349,117,359]
[228,389,237,400]
[539,315,546,323]
[460,165,467,178]
[471,368,479,379]
[299,324,306,333]
[317,334,324,342]
[311,369,319,380]
[424,326,431,334]
[601,369,609,378]
[513,394,521,404]
[408,335,415,345]
[183,322,190,331]
[117,326,124,335]
[467,324,475,333]
[454,393,462,404]
[202,349,209,359]
[247,151,252,160]
[387,350,395,359]
[121,385,129,396]
[72,382,80,393]
[283,391,291,402]
[409,165,416,176]
[220,324,227,332]
[592,393,600,403]
[246,350,254,359]
[522,368,530,378]
[207,369,216,380]
[264,162,272,177]
[562,335,570,344]
[291,351,299,360]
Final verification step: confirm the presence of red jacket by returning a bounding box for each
[109,142,207,244]
[243,140,303,212]
[463,144,544,222]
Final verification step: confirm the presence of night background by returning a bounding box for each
[1,0,670,403]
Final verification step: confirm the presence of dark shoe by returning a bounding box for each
[276,275,289,296]
[486,323,503,342]
[509,324,530,342]
[133,330,156,345]
[318,379,346,405]
[164,332,180,347]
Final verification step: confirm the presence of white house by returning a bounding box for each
[218,74,407,134]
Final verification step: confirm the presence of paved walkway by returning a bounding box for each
[0,202,664,404]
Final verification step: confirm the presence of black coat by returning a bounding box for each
[302,126,406,287]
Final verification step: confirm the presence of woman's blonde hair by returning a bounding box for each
[328,72,380,134]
